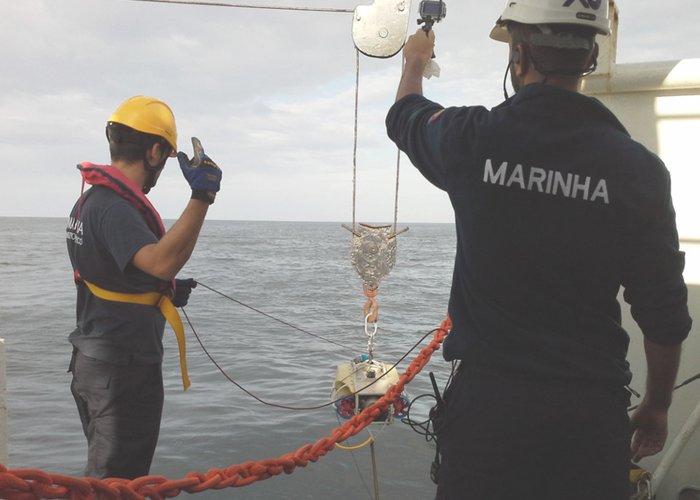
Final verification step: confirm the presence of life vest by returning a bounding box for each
[74,162,190,391]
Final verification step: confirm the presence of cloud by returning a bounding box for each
[1,0,698,221]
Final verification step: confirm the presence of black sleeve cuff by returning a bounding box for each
[191,189,215,204]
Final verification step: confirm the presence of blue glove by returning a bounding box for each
[177,137,222,204]
[172,278,197,307]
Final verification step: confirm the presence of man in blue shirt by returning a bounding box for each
[386,1,692,498]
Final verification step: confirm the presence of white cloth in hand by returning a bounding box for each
[423,59,441,79]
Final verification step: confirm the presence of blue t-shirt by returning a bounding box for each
[66,186,166,365]
[386,84,692,386]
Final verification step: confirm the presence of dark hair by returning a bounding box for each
[508,22,597,76]
[106,122,172,162]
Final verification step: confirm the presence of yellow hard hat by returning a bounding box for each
[108,96,177,151]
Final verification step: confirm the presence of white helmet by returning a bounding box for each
[490,0,610,43]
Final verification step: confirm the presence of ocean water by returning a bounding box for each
[3,217,700,500]
[0,217,456,499]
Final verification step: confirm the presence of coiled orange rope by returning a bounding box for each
[0,318,451,500]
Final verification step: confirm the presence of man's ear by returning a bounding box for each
[146,142,168,165]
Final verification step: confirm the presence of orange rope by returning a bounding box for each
[0,318,451,500]
[363,285,379,323]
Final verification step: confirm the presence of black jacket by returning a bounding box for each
[386,84,691,386]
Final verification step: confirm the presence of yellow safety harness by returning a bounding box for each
[73,164,191,390]
[81,279,190,391]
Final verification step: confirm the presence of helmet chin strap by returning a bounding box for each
[503,58,514,100]
[501,51,596,101]
[503,56,524,99]
[142,153,168,194]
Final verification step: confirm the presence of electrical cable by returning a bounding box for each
[127,0,353,13]
[181,302,439,411]
[196,280,356,354]
[502,58,513,100]
[628,372,700,412]
[401,393,439,442]
[401,360,457,440]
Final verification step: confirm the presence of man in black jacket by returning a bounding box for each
[386,1,692,498]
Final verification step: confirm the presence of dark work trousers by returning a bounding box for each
[70,350,164,479]
[435,367,631,500]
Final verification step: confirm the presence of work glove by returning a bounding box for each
[177,137,222,204]
[172,278,197,307]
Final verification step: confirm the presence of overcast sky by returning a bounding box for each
[1,0,698,223]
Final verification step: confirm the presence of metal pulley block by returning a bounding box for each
[352,0,412,58]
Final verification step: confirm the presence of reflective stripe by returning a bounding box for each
[82,280,191,391]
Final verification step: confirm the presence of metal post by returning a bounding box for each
[0,339,7,465]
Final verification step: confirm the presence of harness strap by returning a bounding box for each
[81,279,191,391]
